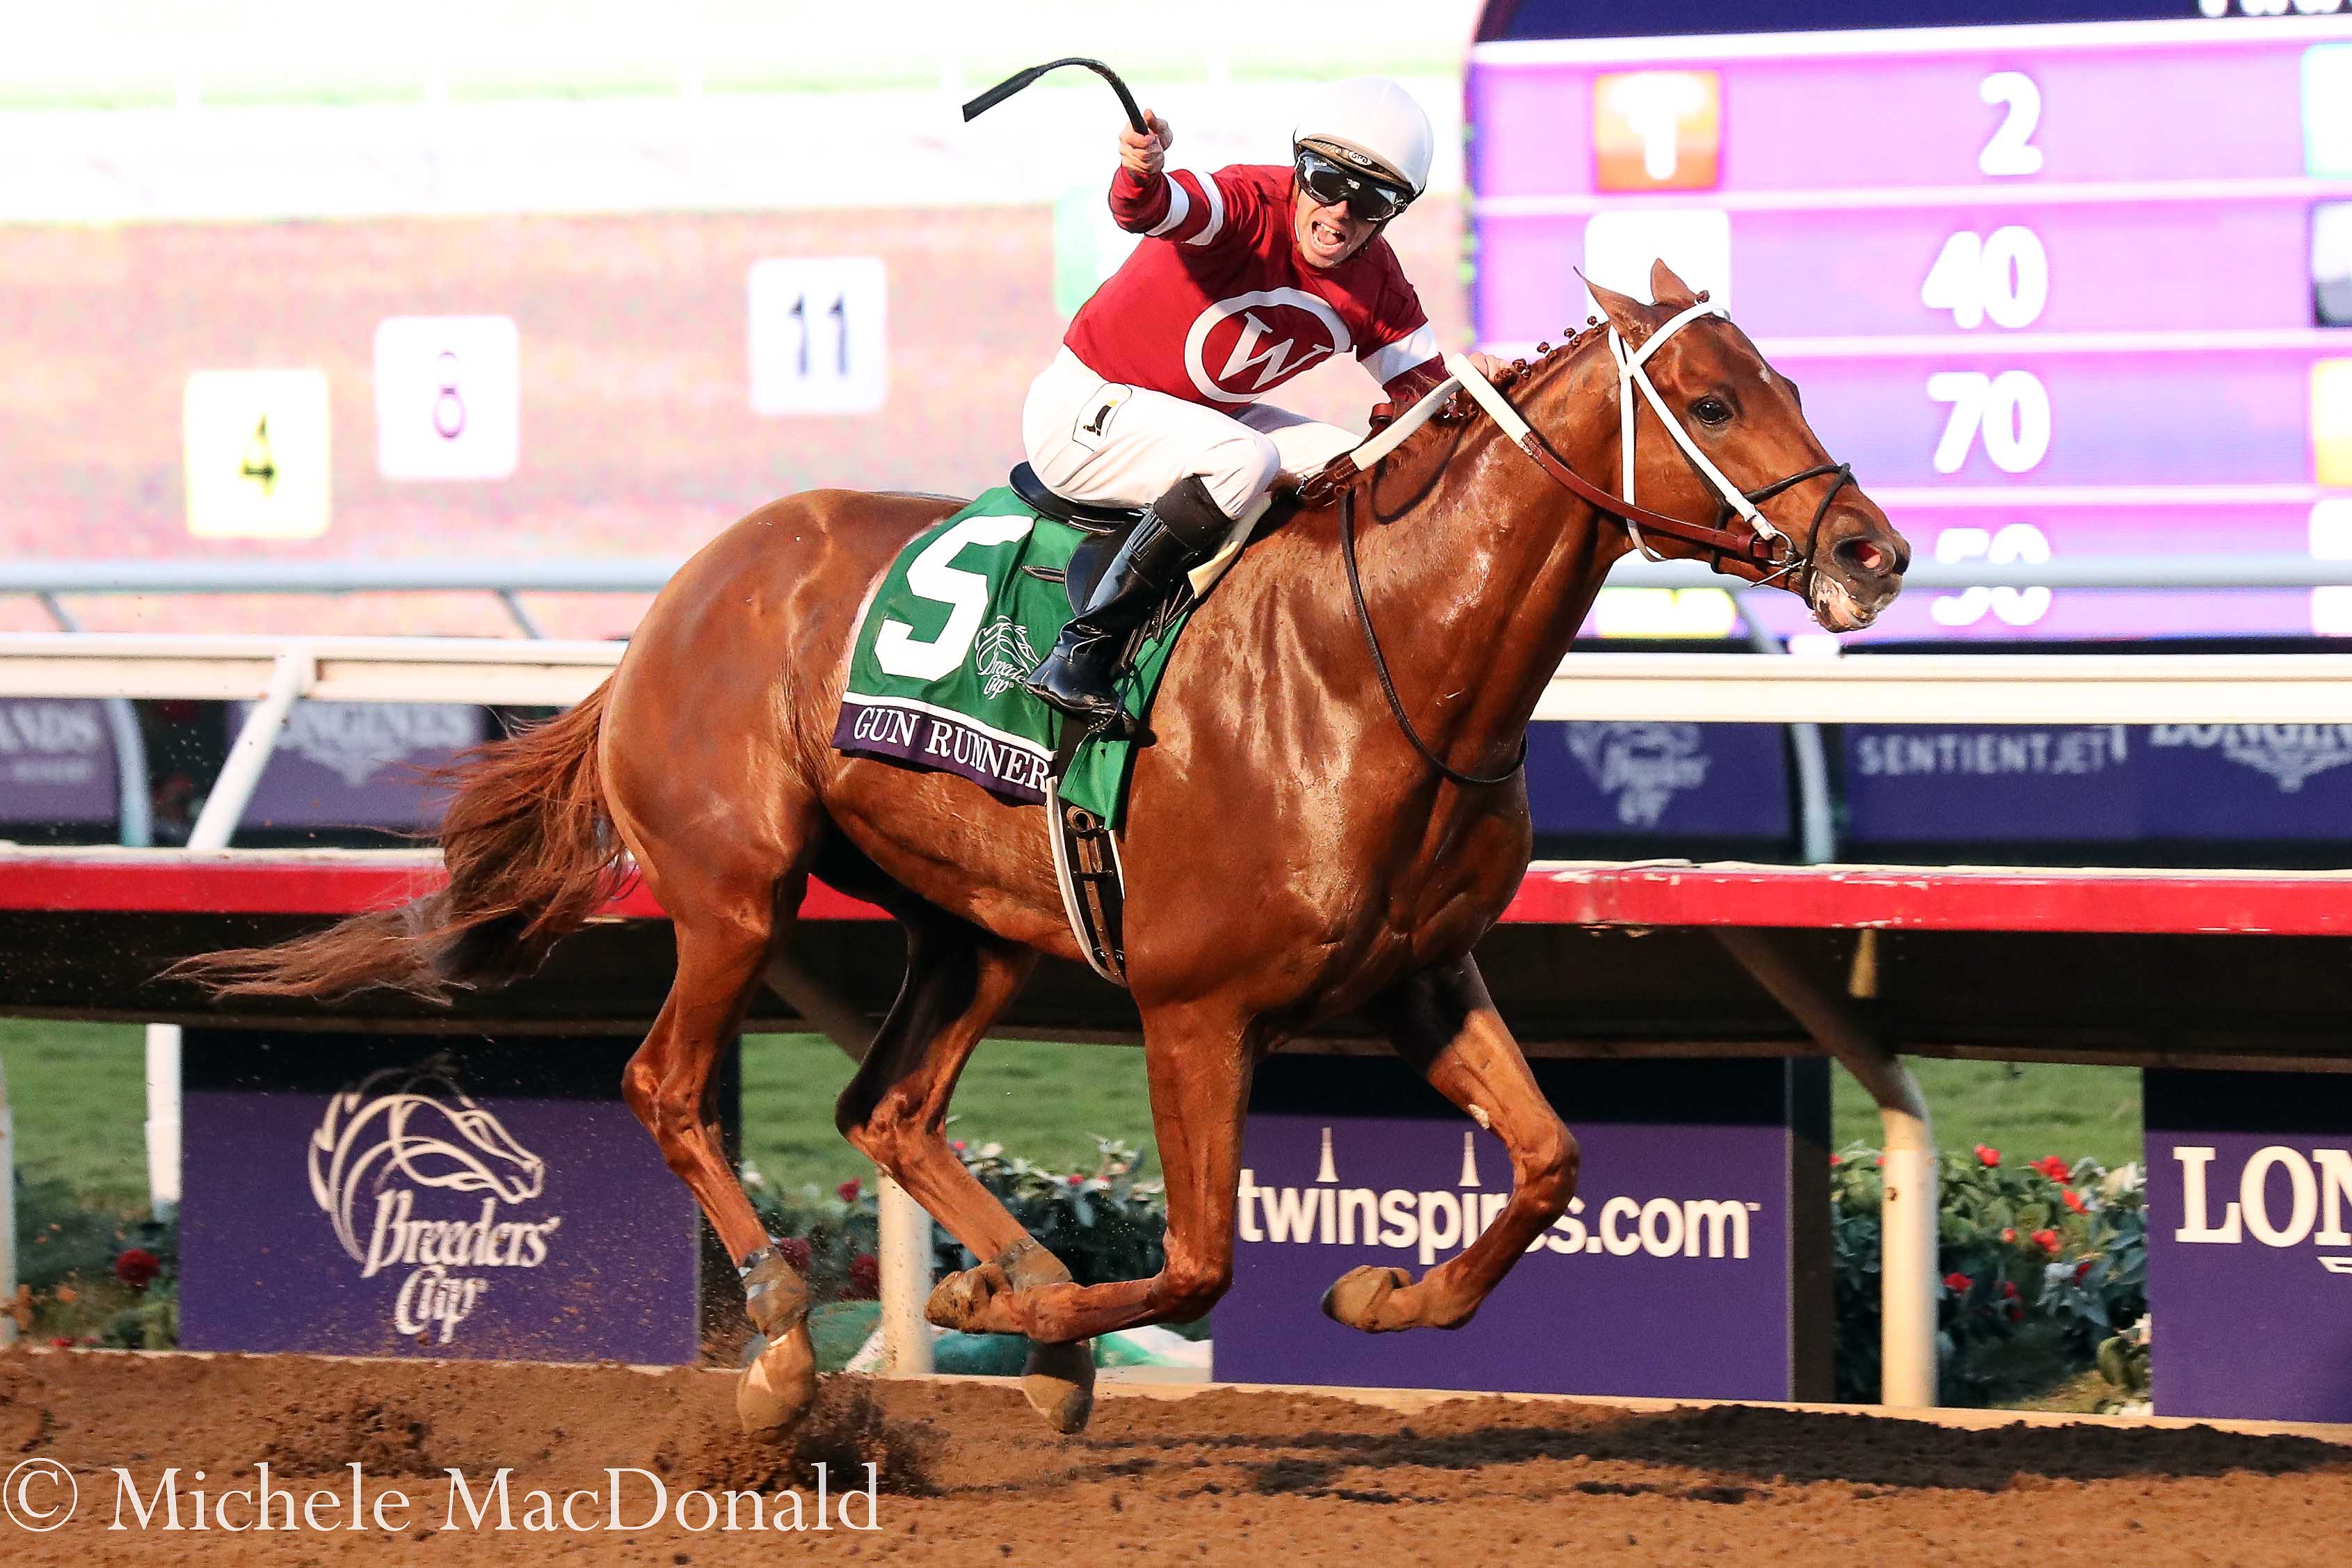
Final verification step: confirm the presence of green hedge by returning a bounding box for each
[1831,1144,2147,1405]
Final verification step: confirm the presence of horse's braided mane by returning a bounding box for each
[1298,318,1612,504]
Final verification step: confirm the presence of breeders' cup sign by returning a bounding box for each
[2146,1071,2352,1423]
[309,1066,562,1345]
[1524,721,1789,840]
[1214,1057,1830,1399]
[181,1033,703,1364]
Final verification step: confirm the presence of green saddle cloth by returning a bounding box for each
[831,486,1192,829]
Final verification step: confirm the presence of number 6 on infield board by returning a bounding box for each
[873,514,1038,680]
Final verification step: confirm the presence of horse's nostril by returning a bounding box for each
[1837,538,1891,575]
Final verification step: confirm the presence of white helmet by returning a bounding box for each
[1293,77,1434,198]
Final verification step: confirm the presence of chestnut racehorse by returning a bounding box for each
[186,264,1908,1438]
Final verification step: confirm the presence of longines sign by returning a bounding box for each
[181,1033,702,1365]
[2146,1071,2352,1422]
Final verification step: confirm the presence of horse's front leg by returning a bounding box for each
[925,998,1257,1345]
[1322,955,1579,1333]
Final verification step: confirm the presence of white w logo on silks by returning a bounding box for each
[1183,288,1351,404]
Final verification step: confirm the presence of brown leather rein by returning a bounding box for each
[1322,341,1858,790]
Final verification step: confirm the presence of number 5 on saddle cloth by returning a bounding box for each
[831,465,1258,986]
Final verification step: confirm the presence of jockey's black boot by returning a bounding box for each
[1025,475,1233,737]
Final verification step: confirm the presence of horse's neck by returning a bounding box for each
[1353,344,1627,771]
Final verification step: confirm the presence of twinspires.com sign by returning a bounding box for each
[2147,1071,2352,1423]
[1214,1056,1831,1400]
[181,1032,703,1365]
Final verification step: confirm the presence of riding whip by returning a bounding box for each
[962,57,1149,137]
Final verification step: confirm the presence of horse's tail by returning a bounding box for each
[172,683,625,1002]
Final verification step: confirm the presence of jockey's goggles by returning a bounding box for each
[1293,147,1413,224]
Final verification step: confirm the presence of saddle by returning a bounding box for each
[1009,462,1147,612]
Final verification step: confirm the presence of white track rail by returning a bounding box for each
[17,631,2352,1407]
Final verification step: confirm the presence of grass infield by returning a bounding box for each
[0,1018,2144,1215]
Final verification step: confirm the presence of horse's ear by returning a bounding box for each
[1649,257,1702,310]
[1579,270,1655,347]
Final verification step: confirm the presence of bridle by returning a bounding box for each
[1332,297,1857,788]
[1454,301,1855,589]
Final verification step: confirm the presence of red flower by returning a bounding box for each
[1974,1144,2001,1167]
[1943,1272,1971,1292]
[776,1236,812,1272]
[951,1140,968,1154]
[2062,1188,2088,1214]
[2031,1155,2072,1182]
[113,1247,162,1291]
[49,1336,72,1348]
[2074,1258,2096,1283]
[845,1253,881,1300]
[836,1178,862,1203]
[2001,1227,2017,1245]
[2001,1279,2020,1300]
[1828,1153,1842,1167]
[2006,1305,2024,1323]
[1067,1174,1085,1187]
[2031,1229,2060,1254]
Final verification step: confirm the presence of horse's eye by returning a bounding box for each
[1691,396,1733,426]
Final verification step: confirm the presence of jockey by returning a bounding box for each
[1022,77,1507,733]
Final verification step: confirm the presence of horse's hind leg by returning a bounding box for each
[925,997,1260,1347]
[833,906,1104,1430]
[1322,956,1578,1333]
[621,861,815,1442]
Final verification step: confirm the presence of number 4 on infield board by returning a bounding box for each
[183,369,330,540]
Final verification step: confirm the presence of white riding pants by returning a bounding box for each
[1021,347,1359,521]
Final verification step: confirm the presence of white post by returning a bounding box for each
[1713,928,1938,1407]
[147,646,310,1219]
[0,1050,16,1347]
[876,1173,934,1375]
[144,1024,182,1219]
[186,646,308,850]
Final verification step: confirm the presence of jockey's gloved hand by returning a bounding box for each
[1119,111,1172,178]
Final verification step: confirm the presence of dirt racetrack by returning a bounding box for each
[3,1350,2349,1565]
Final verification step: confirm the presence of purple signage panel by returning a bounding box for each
[0,698,118,825]
[1526,720,1790,838]
[180,1032,703,1365]
[243,701,483,830]
[1843,723,2352,843]
[1215,1057,1830,1400]
[2146,1071,2352,1424]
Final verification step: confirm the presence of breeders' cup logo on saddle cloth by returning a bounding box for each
[2150,724,2352,794]
[973,616,1042,699]
[1184,289,1350,404]
[1565,722,1711,829]
[309,1064,563,1345]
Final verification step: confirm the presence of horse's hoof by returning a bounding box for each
[737,1326,819,1443]
[1321,1265,1414,1332]
[1021,1338,1096,1434]
[925,1262,1011,1332]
